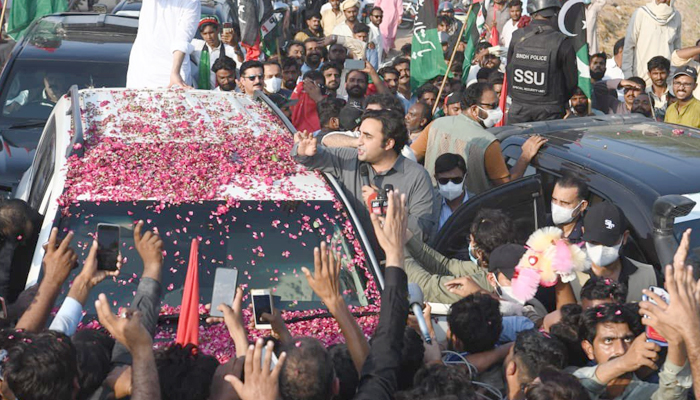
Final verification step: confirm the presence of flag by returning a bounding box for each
[558,0,591,98]
[461,1,480,85]
[176,239,200,347]
[410,0,448,91]
[7,0,67,40]
[496,71,507,127]
[260,10,284,58]
[238,0,264,47]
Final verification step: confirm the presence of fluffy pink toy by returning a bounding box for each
[511,267,541,303]
[553,239,573,274]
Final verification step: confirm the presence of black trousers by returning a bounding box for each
[507,102,566,124]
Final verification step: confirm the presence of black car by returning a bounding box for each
[433,114,700,274]
[0,13,137,195]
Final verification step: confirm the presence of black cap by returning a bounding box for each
[339,106,363,131]
[672,65,698,82]
[582,202,628,247]
[488,244,527,280]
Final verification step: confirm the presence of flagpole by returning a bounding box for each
[432,1,474,115]
[0,0,8,39]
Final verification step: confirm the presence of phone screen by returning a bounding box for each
[210,268,238,317]
[643,286,670,346]
[97,224,120,271]
[253,294,272,324]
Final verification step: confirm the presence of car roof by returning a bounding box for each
[18,13,137,63]
[495,114,700,197]
[66,88,333,203]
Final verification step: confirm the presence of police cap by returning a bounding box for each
[526,0,561,17]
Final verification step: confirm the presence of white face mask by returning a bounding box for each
[477,106,504,128]
[265,77,282,93]
[438,180,464,201]
[551,200,583,225]
[586,242,622,266]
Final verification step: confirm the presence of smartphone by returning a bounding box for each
[209,268,239,318]
[344,59,365,71]
[251,289,273,330]
[96,223,120,271]
[223,22,233,33]
[642,286,670,347]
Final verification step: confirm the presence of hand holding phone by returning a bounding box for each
[210,268,239,318]
[252,289,273,330]
[642,286,670,347]
[97,224,120,271]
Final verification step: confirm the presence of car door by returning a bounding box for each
[432,175,546,259]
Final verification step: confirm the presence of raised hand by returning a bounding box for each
[620,333,661,372]
[225,339,287,400]
[444,276,485,298]
[302,242,342,306]
[95,293,152,355]
[521,135,547,162]
[42,228,78,286]
[206,287,250,358]
[261,309,293,344]
[294,131,318,157]
[134,220,164,281]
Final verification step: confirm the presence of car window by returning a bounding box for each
[0,60,128,123]
[28,115,56,210]
[53,200,374,317]
[502,144,536,177]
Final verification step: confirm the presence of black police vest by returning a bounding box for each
[507,24,567,105]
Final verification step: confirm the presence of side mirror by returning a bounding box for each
[652,195,696,273]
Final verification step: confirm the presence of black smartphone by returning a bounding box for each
[252,289,273,329]
[209,268,239,318]
[96,223,120,271]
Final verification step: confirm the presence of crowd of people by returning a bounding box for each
[1,0,700,399]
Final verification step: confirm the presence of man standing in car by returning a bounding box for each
[506,0,577,123]
[191,16,236,90]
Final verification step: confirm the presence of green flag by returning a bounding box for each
[260,11,284,58]
[7,0,67,40]
[410,0,447,91]
[461,2,480,85]
[558,0,591,98]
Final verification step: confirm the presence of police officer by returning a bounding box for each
[506,0,577,123]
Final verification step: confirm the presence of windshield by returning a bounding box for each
[1,59,128,123]
[54,200,374,316]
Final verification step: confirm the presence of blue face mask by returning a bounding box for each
[469,243,480,266]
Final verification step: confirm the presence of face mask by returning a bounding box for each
[265,77,282,93]
[586,242,622,266]
[551,200,583,225]
[469,243,480,266]
[438,180,464,201]
[492,273,525,305]
[476,106,503,128]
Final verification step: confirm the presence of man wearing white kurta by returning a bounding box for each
[126,0,201,88]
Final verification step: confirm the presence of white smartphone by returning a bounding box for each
[251,289,273,330]
[209,268,238,318]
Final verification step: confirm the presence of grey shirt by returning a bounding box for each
[292,144,437,240]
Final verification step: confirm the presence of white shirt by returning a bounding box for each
[604,58,625,101]
[369,23,383,66]
[332,22,354,38]
[190,39,236,89]
[500,20,518,49]
[126,0,201,88]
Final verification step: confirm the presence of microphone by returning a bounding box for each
[359,163,370,188]
[408,283,432,344]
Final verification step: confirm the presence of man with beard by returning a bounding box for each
[646,56,670,121]
[282,58,302,91]
[631,93,654,118]
[393,58,414,107]
[328,43,349,65]
[294,12,324,42]
[212,56,237,92]
[404,102,431,143]
[566,88,595,118]
[590,52,617,113]
[321,63,342,97]
[237,60,264,97]
[286,41,305,64]
[302,38,325,75]
[599,77,646,115]
[333,0,360,38]
[345,69,368,108]
[665,65,700,129]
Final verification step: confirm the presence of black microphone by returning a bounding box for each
[408,283,432,344]
[359,163,370,188]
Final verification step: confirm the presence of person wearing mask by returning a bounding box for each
[294,12,324,42]
[565,87,596,118]
[211,56,237,92]
[404,102,431,143]
[282,58,302,91]
[579,202,657,303]
[646,56,670,121]
[191,16,235,90]
[437,2,462,37]
[411,82,546,195]
[237,60,264,98]
[302,38,325,75]
[332,0,360,38]
[126,0,200,88]
[321,0,345,37]
[433,153,468,232]
[631,93,654,118]
[263,61,289,96]
[622,0,681,87]
[664,65,700,129]
[321,62,342,97]
[506,0,577,123]
[548,174,588,243]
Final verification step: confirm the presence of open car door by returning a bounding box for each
[432,175,546,260]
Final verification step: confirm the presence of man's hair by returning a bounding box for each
[476,66,496,81]
[461,82,494,109]
[317,97,345,128]
[647,56,671,73]
[360,109,409,154]
[364,93,406,112]
[412,101,433,126]
[282,57,301,71]
[448,293,503,353]
[264,60,282,70]
[286,40,304,53]
[580,303,640,344]
[508,0,523,8]
[0,199,40,240]
[555,173,589,202]
[280,337,335,400]
[613,38,625,55]
[487,71,505,86]
[321,62,342,75]
[513,329,568,384]
[240,60,264,77]
[346,69,369,83]
[398,328,426,390]
[378,66,400,78]
[549,304,589,367]
[73,329,115,400]
[525,367,591,400]
[392,57,411,68]
[409,364,476,399]
[212,56,237,73]
[628,76,647,91]
[3,330,78,400]
[476,41,492,53]
[572,86,588,98]
[580,276,628,304]
[306,11,322,20]
[353,23,370,34]
[328,344,358,400]
[590,52,607,62]
[304,37,321,47]
[371,6,383,13]
[435,153,467,175]
[437,15,451,25]
[400,43,412,56]
[470,208,514,263]
[304,69,324,81]
[416,83,439,100]
[155,344,218,400]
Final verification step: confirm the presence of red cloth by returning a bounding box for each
[496,71,508,127]
[517,15,531,29]
[243,40,261,62]
[290,81,320,132]
[175,239,200,347]
[489,10,499,47]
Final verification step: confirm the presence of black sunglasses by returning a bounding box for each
[437,176,465,185]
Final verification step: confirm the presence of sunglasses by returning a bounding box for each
[371,14,383,18]
[437,176,465,185]
[245,74,264,81]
